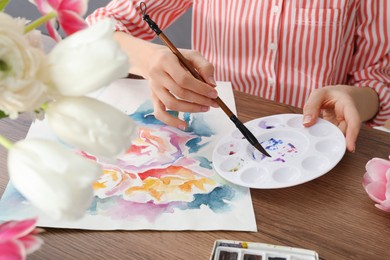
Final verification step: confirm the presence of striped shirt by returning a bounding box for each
[87,0,390,126]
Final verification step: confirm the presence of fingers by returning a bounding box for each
[145,48,219,130]
[343,105,361,153]
[182,50,216,86]
[149,74,215,111]
[302,89,326,127]
[154,50,218,102]
[303,86,361,153]
[151,92,187,130]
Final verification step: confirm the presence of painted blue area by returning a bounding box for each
[130,102,215,154]
[0,184,38,220]
[129,102,215,140]
[185,186,235,213]
[130,101,178,125]
[193,156,213,169]
[186,113,214,137]
[186,137,208,153]
[0,184,25,201]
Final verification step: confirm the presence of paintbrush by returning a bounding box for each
[140,2,271,157]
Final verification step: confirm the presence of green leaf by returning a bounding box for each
[0,110,9,119]
[0,0,10,12]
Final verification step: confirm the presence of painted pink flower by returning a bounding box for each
[30,0,88,41]
[0,218,43,260]
[362,157,390,212]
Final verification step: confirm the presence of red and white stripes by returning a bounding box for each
[87,0,389,126]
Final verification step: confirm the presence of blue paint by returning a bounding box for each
[194,156,213,169]
[186,186,235,213]
[287,143,296,149]
[130,102,216,140]
[264,138,283,150]
[130,101,178,125]
[186,113,214,137]
[186,137,209,153]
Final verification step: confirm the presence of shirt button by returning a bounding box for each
[269,78,275,85]
[272,6,279,13]
[269,43,277,50]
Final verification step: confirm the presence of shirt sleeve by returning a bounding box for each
[348,1,390,127]
[86,0,192,41]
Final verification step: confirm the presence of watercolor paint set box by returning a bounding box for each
[210,240,319,260]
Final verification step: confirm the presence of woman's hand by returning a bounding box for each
[147,48,219,130]
[303,85,379,152]
[114,32,218,130]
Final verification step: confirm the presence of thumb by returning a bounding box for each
[184,50,216,86]
[303,89,326,127]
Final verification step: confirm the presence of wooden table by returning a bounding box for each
[0,90,389,260]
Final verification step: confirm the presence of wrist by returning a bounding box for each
[350,86,379,122]
[113,32,164,78]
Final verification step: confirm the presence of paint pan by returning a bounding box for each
[210,240,319,260]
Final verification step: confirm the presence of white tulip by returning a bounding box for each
[8,138,102,220]
[48,19,129,96]
[46,96,135,157]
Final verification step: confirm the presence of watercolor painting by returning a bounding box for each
[0,79,257,231]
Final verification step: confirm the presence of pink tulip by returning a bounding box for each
[30,0,88,41]
[0,218,43,260]
[362,157,390,212]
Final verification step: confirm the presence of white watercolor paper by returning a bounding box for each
[0,79,257,231]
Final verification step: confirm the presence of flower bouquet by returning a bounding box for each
[0,0,134,258]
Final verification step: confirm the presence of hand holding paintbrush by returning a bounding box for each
[140,2,270,157]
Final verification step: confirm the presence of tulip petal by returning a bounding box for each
[46,96,134,157]
[0,219,37,242]
[364,182,386,203]
[8,139,102,220]
[19,235,44,254]
[365,158,390,182]
[375,199,390,212]
[381,165,390,200]
[58,11,87,36]
[46,19,62,42]
[362,171,373,186]
[47,0,61,9]
[0,240,26,260]
[59,0,87,16]
[48,19,129,95]
[30,0,54,14]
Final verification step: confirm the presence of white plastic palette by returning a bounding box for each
[212,114,346,189]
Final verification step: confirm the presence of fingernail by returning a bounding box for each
[303,115,312,124]
[208,91,218,99]
[201,106,210,112]
[178,124,186,131]
[351,146,356,153]
[211,101,219,108]
[208,77,216,86]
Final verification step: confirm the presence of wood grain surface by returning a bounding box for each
[0,89,389,260]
